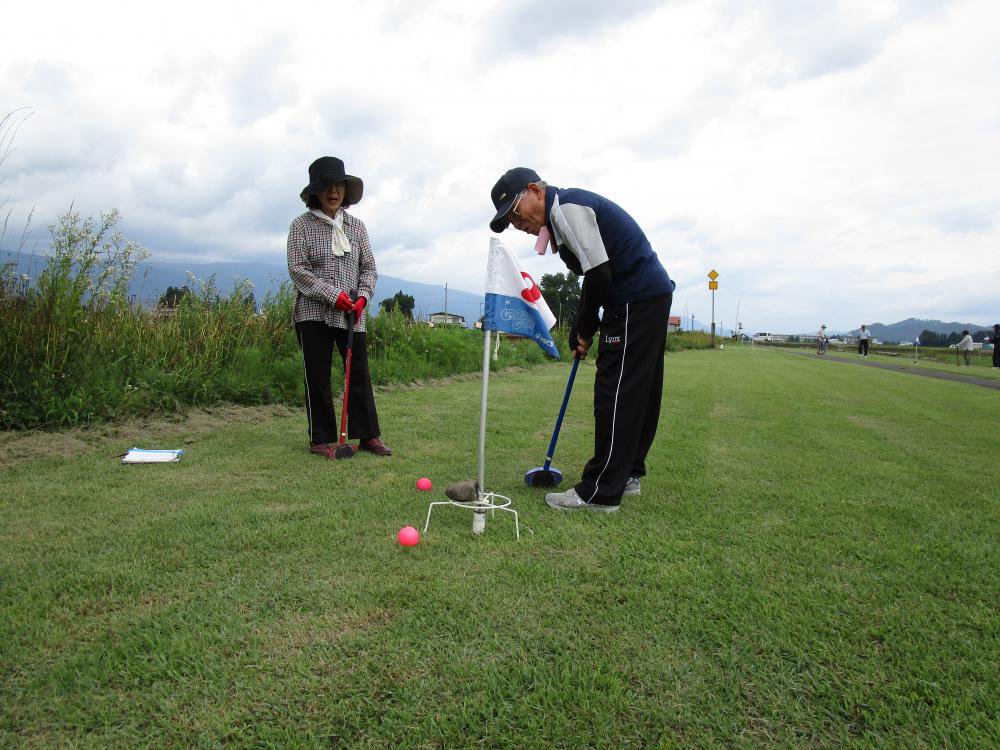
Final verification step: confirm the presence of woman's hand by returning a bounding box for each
[335,291,354,311]
[352,296,367,313]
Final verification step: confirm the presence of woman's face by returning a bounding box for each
[318,182,347,217]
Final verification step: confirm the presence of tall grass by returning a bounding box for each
[668,330,714,352]
[0,210,558,430]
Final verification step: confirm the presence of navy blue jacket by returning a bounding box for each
[544,186,674,339]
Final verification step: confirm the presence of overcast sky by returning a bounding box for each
[2,0,998,332]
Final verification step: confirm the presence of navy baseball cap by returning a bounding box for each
[489,167,541,233]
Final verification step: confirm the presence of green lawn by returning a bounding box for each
[809,345,1000,381]
[2,349,998,747]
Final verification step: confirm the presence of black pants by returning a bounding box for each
[994,347,999,368]
[575,294,672,506]
[295,321,380,445]
[859,339,869,356]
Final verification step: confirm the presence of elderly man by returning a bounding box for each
[490,167,675,512]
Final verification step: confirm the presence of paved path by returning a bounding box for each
[777,348,1000,391]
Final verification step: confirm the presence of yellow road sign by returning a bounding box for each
[709,280,718,290]
[707,269,719,280]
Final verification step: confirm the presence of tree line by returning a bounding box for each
[918,329,991,347]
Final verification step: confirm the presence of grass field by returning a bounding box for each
[835,349,1000,380]
[2,348,998,747]
[768,342,1000,381]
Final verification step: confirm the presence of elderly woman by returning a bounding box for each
[286,156,392,458]
[955,330,974,367]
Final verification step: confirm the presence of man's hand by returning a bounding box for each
[335,291,353,311]
[352,295,367,313]
[572,334,593,359]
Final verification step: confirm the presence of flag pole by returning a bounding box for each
[473,329,490,534]
[423,239,533,540]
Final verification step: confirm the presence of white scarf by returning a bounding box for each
[310,209,352,257]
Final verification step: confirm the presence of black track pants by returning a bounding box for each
[295,321,381,445]
[574,294,672,506]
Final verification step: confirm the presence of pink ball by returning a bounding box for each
[416,477,432,491]
[397,526,420,547]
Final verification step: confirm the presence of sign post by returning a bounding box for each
[707,270,719,348]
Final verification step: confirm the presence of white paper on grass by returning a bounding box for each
[121,448,184,464]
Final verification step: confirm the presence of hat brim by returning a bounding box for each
[489,194,517,233]
[300,175,364,205]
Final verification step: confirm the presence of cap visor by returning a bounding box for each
[490,215,510,233]
[489,196,516,233]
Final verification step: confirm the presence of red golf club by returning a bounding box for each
[334,290,359,460]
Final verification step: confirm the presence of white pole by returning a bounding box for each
[473,330,490,534]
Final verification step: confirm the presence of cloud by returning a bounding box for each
[1,0,998,332]
[487,0,663,53]
[931,205,996,235]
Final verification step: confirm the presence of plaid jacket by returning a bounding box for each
[286,210,378,332]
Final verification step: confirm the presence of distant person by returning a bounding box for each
[286,156,392,458]
[816,324,829,356]
[956,330,974,367]
[489,167,675,513]
[858,324,871,357]
[989,324,1000,369]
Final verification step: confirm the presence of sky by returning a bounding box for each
[2,0,998,333]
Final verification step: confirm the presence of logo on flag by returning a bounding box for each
[483,238,559,358]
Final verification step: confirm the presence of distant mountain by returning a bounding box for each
[847,318,991,343]
[2,250,485,327]
[682,317,735,336]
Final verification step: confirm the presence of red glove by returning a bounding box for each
[335,291,353,311]
[352,295,367,313]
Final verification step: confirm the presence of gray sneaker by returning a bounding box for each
[624,477,641,496]
[545,487,619,513]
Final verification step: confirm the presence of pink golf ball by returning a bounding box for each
[416,477,432,491]
[398,526,420,547]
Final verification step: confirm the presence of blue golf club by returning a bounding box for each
[524,356,580,487]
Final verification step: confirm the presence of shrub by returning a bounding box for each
[668,330,713,352]
[0,211,561,430]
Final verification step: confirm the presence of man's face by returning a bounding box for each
[507,183,546,236]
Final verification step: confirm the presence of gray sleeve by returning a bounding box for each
[287,219,337,305]
[551,203,609,273]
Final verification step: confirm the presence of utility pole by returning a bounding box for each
[444,282,448,325]
[707,269,719,348]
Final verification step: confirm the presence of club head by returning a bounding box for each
[524,467,562,487]
[333,443,358,460]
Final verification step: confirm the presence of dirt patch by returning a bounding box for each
[710,403,733,419]
[376,365,534,392]
[846,415,883,431]
[0,404,297,471]
[257,503,310,515]
[269,608,396,650]
[0,366,545,471]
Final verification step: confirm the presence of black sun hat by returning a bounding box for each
[300,156,364,205]
[489,167,540,232]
